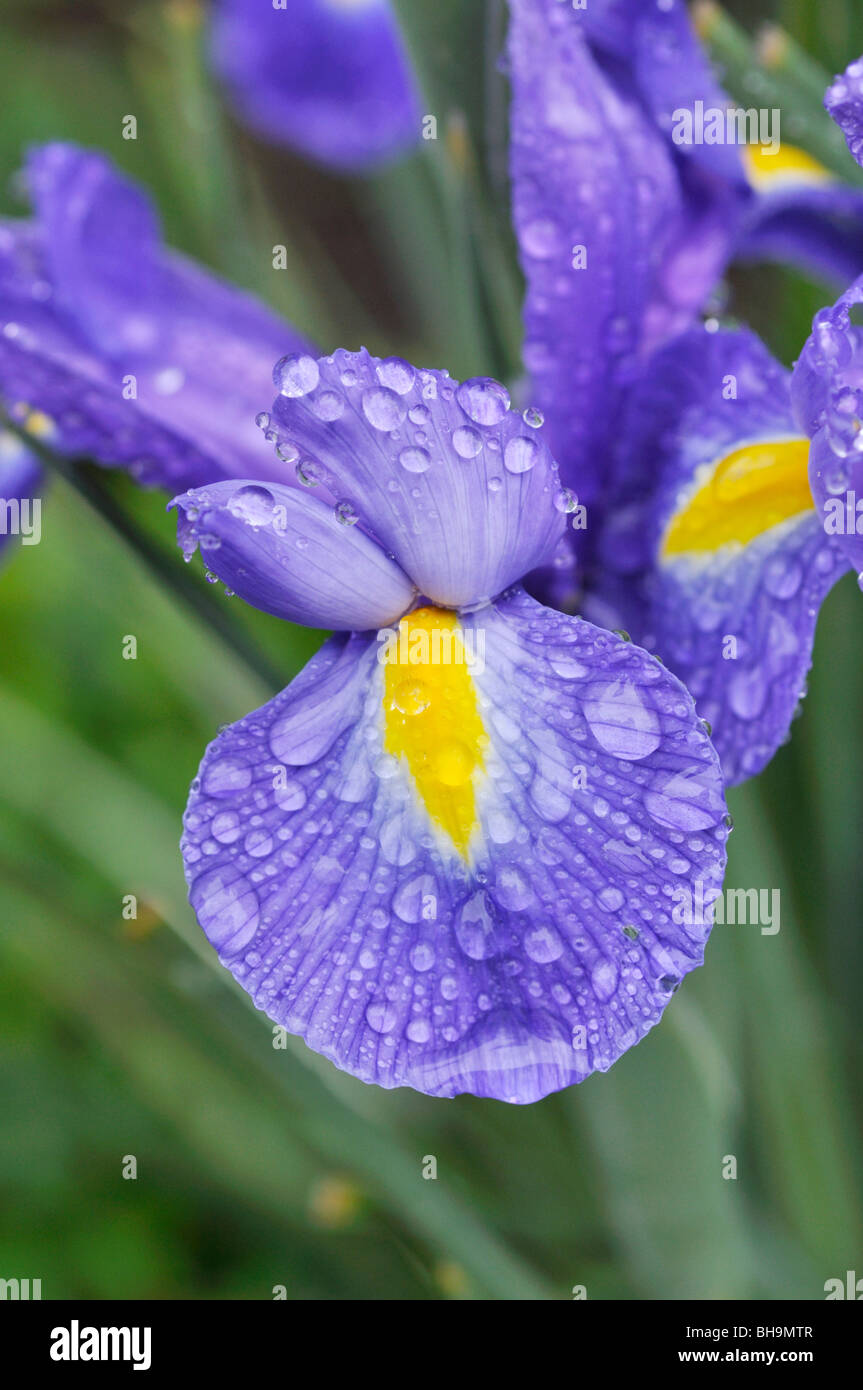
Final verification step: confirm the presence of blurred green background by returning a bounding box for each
[0,0,861,1300]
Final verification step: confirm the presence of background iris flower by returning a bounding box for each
[172,348,728,1102]
[210,0,422,172]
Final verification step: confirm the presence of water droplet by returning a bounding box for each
[274,353,320,397]
[399,446,431,474]
[255,411,270,430]
[362,387,405,431]
[503,435,540,474]
[455,892,500,960]
[520,217,562,259]
[456,377,510,426]
[392,678,430,716]
[211,810,242,844]
[433,741,474,786]
[523,406,544,428]
[553,487,577,513]
[524,921,563,963]
[203,757,252,794]
[296,458,323,487]
[335,500,359,526]
[492,864,535,910]
[227,484,276,527]
[310,389,345,421]
[366,1000,398,1034]
[583,679,661,760]
[192,865,259,953]
[274,778,307,812]
[409,942,435,972]
[598,886,624,911]
[376,357,416,394]
[452,426,483,459]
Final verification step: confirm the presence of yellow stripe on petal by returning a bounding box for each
[743,141,834,191]
[660,437,813,558]
[383,607,485,857]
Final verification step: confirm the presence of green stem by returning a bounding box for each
[696,2,863,183]
[1,415,285,693]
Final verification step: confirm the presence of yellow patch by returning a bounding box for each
[743,141,834,191]
[383,606,485,857]
[660,438,813,558]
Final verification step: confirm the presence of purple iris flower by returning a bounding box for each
[508,0,863,511]
[173,348,729,1103]
[0,144,308,493]
[508,3,863,786]
[210,0,422,172]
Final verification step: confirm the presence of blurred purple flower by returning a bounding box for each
[173,347,728,1102]
[0,143,308,493]
[210,0,422,172]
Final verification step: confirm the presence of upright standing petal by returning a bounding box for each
[265,348,567,606]
[0,145,308,491]
[211,0,422,172]
[182,590,728,1102]
[507,0,736,505]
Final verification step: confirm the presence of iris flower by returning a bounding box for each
[508,3,862,785]
[172,347,729,1102]
[0,144,308,493]
[210,0,422,172]
[1,23,862,1100]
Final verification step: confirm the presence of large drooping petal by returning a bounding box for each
[791,273,863,576]
[172,478,416,630]
[182,587,728,1103]
[210,0,421,172]
[0,144,308,491]
[263,348,567,606]
[507,0,740,505]
[589,325,848,785]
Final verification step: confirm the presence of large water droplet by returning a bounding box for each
[227,484,276,527]
[203,757,253,794]
[452,426,483,459]
[583,679,661,760]
[366,1000,398,1034]
[399,446,431,474]
[376,357,416,394]
[192,866,259,954]
[524,921,564,963]
[504,435,540,474]
[456,377,510,426]
[274,353,320,397]
[362,387,406,431]
[455,891,500,960]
